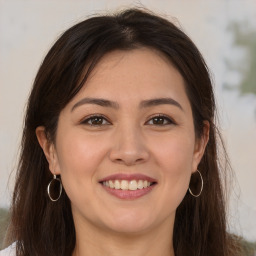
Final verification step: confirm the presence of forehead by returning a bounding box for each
[68,48,190,109]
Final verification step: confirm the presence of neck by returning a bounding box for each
[72,216,175,256]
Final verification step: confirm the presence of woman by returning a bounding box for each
[1,8,241,256]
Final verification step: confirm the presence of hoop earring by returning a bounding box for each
[189,170,203,197]
[47,174,62,202]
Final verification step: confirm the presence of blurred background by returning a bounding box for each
[0,0,255,253]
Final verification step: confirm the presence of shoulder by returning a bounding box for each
[0,243,16,256]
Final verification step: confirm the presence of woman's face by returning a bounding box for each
[38,48,208,235]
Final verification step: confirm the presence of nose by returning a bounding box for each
[109,124,149,166]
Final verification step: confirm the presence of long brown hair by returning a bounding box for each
[6,8,241,256]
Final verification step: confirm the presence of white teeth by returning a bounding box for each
[137,180,144,189]
[114,180,120,189]
[121,180,129,190]
[109,180,114,188]
[129,180,138,190]
[102,180,153,190]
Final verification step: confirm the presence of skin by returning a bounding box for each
[36,48,209,256]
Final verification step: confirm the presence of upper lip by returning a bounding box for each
[99,173,157,183]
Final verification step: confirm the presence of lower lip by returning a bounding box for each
[101,184,155,200]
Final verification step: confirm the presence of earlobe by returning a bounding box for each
[192,121,210,171]
[35,126,60,175]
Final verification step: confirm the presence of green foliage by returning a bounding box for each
[227,22,256,96]
[241,238,256,256]
[0,208,9,250]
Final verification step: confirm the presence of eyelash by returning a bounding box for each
[145,114,176,126]
[81,114,176,127]
[81,114,111,126]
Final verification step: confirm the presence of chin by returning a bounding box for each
[108,222,151,235]
[101,210,157,235]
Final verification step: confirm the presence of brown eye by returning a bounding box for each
[152,117,165,125]
[82,115,110,126]
[91,117,104,125]
[146,115,175,126]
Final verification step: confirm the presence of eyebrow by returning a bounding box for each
[71,97,183,112]
[139,98,183,111]
[71,98,119,111]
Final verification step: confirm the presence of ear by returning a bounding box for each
[192,121,210,172]
[35,126,61,175]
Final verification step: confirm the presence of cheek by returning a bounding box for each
[54,130,106,199]
[153,132,195,172]
[56,129,106,170]
[151,134,194,205]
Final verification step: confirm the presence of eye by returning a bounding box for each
[81,115,110,126]
[146,115,175,126]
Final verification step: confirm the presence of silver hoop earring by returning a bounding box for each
[189,170,203,197]
[47,174,62,202]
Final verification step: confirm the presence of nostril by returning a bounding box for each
[109,147,149,166]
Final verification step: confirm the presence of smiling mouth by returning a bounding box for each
[101,179,156,191]
[99,174,157,199]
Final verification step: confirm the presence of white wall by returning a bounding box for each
[0,0,255,241]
